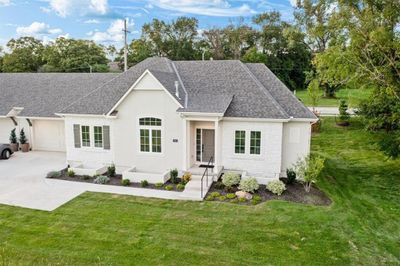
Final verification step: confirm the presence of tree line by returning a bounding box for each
[0,0,399,157]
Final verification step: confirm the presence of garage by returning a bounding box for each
[33,119,66,152]
[0,118,16,144]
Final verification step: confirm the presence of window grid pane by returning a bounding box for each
[139,117,161,126]
[151,130,162,153]
[235,130,246,154]
[81,126,90,147]
[94,126,103,148]
[250,131,261,155]
[140,129,150,152]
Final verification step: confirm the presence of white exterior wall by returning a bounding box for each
[220,120,283,179]
[281,121,312,174]
[64,116,114,166]
[0,117,32,145]
[112,74,184,174]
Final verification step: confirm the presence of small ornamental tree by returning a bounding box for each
[294,155,325,193]
[9,128,17,144]
[338,99,350,125]
[19,128,27,144]
[307,79,321,112]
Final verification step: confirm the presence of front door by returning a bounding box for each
[201,129,215,162]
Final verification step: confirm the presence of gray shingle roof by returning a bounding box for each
[0,57,316,120]
[0,73,117,117]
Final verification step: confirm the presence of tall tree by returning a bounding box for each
[142,17,199,60]
[203,28,227,60]
[315,0,400,157]
[253,11,312,90]
[0,46,3,72]
[223,19,256,60]
[294,0,339,96]
[116,38,153,69]
[42,38,109,72]
[2,37,44,72]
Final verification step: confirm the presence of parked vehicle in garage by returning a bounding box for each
[0,144,13,159]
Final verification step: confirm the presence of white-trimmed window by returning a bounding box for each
[139,117,162,153]
[235,130,246,154]
[81,125,90,147]
[250,131,261,155]
[94,126,103,148]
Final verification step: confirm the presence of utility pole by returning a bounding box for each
[122,19,130,72]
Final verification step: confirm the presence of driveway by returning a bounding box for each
[0,151,85,211]
[0,151,202,212]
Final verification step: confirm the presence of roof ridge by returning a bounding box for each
[239,62,290,118]
[171,62,188,109]
[253,63,316,118]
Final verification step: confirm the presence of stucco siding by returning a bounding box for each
[0,118,15,144]
[281,121,311,174]
[220,120,283,178]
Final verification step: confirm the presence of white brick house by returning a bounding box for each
[0,57,317,183]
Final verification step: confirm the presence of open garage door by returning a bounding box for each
[33,120,66,152]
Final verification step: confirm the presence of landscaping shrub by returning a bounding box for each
[238,197,247,203]
[210,191,220,198]
[140,180,149,187]
[238,177,259,193]
[121,179,130,186]
[266,180,286,195]
[46,171,61,178]
[82,175,91,180]
[107,164,116,177]
[214,181,225,190]
[9,128,17,144]
[338,99,350,125]
[205,195,214,201]
[222,172,240,189]
[252,195,262,205]
[165,185,173,191]
[67,169,75,177]
[286,168,296,184]
[226,193,236,199]
[170,169,179,184]
[94,175,110,184]
[176,183,185,191]
[182,172,192,184]
[219,196,226,201]
[155,182,163,188]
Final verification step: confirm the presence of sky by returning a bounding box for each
[0,0,297,49]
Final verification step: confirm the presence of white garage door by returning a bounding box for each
[0,118,15,144]
[33,120,66,152]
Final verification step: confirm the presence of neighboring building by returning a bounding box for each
[0,57,317,183]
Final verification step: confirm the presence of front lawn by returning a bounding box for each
[0,118,399,265]
[296,88,373,107]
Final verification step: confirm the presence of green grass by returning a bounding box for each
[0,118,399,265]
[296,88,373,107]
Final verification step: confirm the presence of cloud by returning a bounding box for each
[84,19,101,24]
[149,0,256,17]
[40,6,52,13]
[0,0,11,6]
[87,18,134,46]
[48,0,108,17]
[16,22,62,37]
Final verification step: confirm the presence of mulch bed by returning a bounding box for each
[205,179,332,206]
[48,169,185,192]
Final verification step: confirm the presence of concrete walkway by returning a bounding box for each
[308,106,357,116]
[0,151,208,212]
